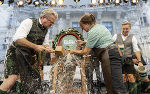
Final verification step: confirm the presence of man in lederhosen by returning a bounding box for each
[113,22,142,94]
[0,8,58,94]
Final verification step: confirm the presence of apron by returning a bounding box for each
[15,46,41,92]
[92,48,114,94]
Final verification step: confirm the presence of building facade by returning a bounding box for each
[0,0,150,74]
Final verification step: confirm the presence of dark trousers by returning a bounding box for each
[108,48,128,93]
[93,47,127,94]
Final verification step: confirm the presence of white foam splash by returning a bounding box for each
[145,2,150,23]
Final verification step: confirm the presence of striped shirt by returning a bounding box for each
[86,24,114,48]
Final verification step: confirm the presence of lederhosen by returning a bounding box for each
[5,18,48,92]
[116,34,136,74]
[92,43,128,94]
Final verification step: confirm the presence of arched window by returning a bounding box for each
[102,21,113,34]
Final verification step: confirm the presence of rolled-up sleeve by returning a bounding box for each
[132,36,140,52]
[112,34,117,41]
[13,18,32,42]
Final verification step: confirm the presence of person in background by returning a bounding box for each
[69,13,128,94]
[113,21,142,94]
[0,8,58,94]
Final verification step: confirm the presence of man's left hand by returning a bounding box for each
[69,49,75,54]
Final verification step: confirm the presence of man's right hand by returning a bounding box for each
[132,59,139,64]
[44,47,55,53]
[34,45,55,53]
[132,59,143,66]
[34,45,46,52]
[76,40,86,45]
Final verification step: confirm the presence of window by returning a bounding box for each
[72,22,88,39]
[72,22,82,32]
[102,22,113,34]
[2,44,8,49]
[140,13,149,26]
[4,37,10,43]
[140,17,143,25]
[9,15,13,25]
[143,17,149,26]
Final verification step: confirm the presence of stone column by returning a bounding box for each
[66,12,70,29]
[97,11,102,24]
[115,11,122,34]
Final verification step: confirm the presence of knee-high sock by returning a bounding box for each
[129,82,137,94]
[0,89,8,94]
[142,81,150,93]
[124,82,128,90]
[136,80,142,94]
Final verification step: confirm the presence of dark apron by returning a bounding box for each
[15,46,41,92]
[92,48,114,94]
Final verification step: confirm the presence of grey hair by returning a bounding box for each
[40,8,58,19]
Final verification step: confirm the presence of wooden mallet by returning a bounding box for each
[54,46,65,56]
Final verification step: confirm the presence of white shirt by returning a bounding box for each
[113,33,140,52]
[13,18,50,45]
